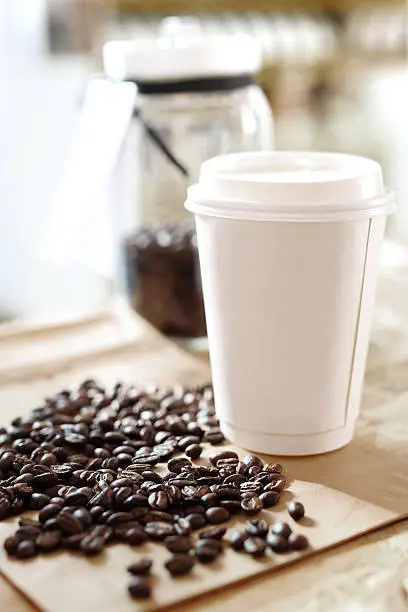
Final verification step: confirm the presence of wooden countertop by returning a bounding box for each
[1,291,408,610]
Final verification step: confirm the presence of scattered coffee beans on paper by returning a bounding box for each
[0,381,309,599]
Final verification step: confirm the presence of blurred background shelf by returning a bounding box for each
[115,0,405,13]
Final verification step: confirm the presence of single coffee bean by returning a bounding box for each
[165,554,195,576]
[265,463,283,474]
[80,534,105,556]
[271,522,292,539]
[195,543,220,563]
[124,528,148,546]
[106,512,134,527]
[223,474,246,487]
[259,491,280,508]
[220,500,241,514]
[167,458,192,474]
[243,537,267,557]
[241,496,263,515]
[229,531,248,551]
[205,507,230,524]
[195,538,222,554]
[203,429,225,445]
[36,530,61,552]
[29,493,50,510]
[128,577,151,599]
[264,477,286,493]
[144,521,175,540]
[288,501,305,522]
[165,535,192,553]
[245,519,269,538]
[242,454,263,469]
[4,535,20,555]
[186,513,206,530]
[199,527,226,541]
[56,513,84,535]
[185,444,203,459]
[73,508,92,528]
[289,533,309,551]
[127,558,152,576]
[148,490,169,511]
[175,518,192,537]
[268,533,290,553]
[209,451,238,466]
[15,540,36,559]
[201,493,219,509]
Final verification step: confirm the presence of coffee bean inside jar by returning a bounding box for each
[123,224,206,338]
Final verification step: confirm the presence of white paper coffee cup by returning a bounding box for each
[186,152,395,455]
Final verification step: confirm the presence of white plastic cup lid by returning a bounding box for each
[185,151,396,222]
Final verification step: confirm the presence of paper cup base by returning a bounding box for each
[220,420,355,456]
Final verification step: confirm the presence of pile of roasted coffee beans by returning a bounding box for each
[0,380,309,600]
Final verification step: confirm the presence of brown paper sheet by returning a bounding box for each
[0,304,406,611]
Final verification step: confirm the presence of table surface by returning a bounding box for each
[1,300,408,612]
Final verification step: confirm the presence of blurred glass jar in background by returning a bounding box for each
[103,17,273,341]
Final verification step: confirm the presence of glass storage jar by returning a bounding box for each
[104,19,274,339]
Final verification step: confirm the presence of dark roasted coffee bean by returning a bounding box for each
[16,525,40,540]
[248,466,262,477]
[259,491,280,508]
[246,519,269,538]
[127,558,152,576]
[212,484,240,500]
[174,518,192,537]
[241,496,263,515]
[167,457,192,474]
[240,481,263,495]
[148,490,169,511]
[195,542,220,563]
[128,577,151,599]
[145,510,173,523]
[165,535,192,553]
[224,474,246,487]
[289,533,309,551]
[264,477,286,493]
[268,533,290,553]
[73,508,92,528]
[186,513,206,530]
[56,513,84,535]
[205,507,230,524]
[32,472,59,488]
[4,535,20,555]
[80,534,104,556]
[265,463,283,474]
[288,501,305,521]
[165,554,195,576]
[199,527,226,541]
[197,485,212,497]
[271,522,292,539]
[201,493,219,509]
[144,521,175,540]
[29,493,50,510]
[220,500,241,514]
[106,512,134,527]
[64,487,93,506]
[243,537,266,557]
[209,451,238,467]
[123,528,148,546]
[242,454,264,469]
[36,530,61,552]
[62,533,86,549]
[15,540,37,559]
[185,444,202,459]
[0,496,10,519]
[203,429,224,444]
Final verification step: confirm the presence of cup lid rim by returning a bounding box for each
[186,151,396,222]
